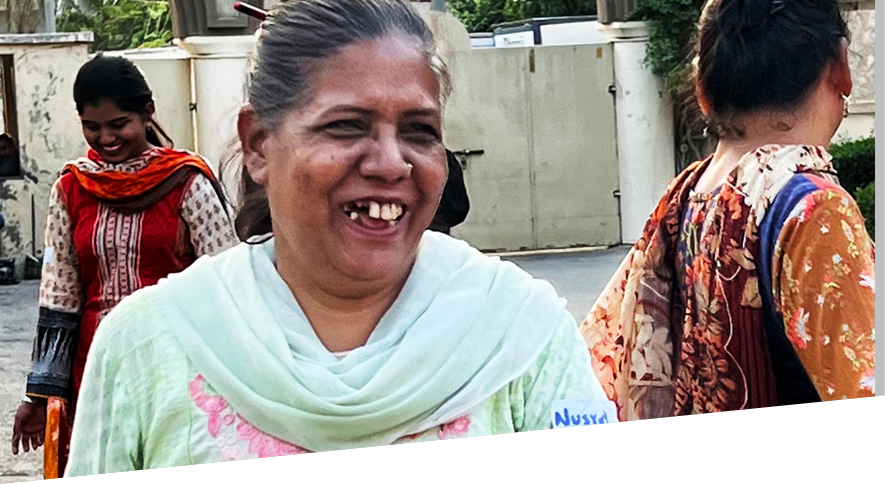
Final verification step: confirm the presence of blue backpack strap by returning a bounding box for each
[757,173,823,405]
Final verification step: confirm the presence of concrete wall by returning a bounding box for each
[834,6,876,143]
[112,48,196,152]
[445,44,621,251]
[0,33,92,274]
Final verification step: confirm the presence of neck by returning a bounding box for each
[275,241,412,353]
[713,91,838,166]
[693,103,838,194]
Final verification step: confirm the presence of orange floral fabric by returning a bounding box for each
[773,186,876,399]
[580,145,875,421]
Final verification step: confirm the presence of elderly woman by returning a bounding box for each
[581,0,875,422]
[64,0,611,475]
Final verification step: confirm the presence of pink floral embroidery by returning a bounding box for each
[189,375,308,458]
[438,416,471,440]
[189,375,229,438]
[221,447,245,462]
[236,421,308,457]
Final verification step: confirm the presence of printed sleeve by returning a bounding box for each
[773,187,875,400]
[511,311,612,432]
[179,173,239,257]
[26,179,83,401]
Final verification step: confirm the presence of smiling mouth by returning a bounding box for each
[102,143,123,155]
[343,200,406,229]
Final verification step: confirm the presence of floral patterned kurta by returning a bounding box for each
[581,145,875,421]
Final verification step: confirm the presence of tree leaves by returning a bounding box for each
[449,0,597,33]
[56,0,173,52]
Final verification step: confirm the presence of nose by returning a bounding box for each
[99,128,117,146]
[359,128,411,183]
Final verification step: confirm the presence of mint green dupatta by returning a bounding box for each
[158,231,568,451]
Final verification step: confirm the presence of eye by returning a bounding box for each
[109,119,131,130]
[81,122,100,132]
[402,123,440,144]
[324,119,368,137]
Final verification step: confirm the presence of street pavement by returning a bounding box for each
[0,245,629,482]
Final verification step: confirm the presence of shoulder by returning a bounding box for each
[96,243,246,344]
[420,231,558,300]
[92,284,173,354]
[781,175,863,227]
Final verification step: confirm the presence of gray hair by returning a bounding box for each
[230,0,451,240]
[248,0,451,131]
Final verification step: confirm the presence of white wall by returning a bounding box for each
[0,34,92,272]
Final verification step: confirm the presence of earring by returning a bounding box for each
[842,93,851,118]
[406,163,413,173]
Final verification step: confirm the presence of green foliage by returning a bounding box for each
[449,0,597,33]
[56,0,173,52]
[829,137,875,239]
[830,137,875,195]
[854,182,874,239]
[636,0,706,83]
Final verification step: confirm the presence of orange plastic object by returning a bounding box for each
[43,398,67,479]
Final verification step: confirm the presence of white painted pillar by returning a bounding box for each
[598,22,675,244]
[178,36,256,204]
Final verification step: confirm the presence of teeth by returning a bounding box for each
[346,200,404,223]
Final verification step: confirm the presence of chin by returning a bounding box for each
[337,248,414,282]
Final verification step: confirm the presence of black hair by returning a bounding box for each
[73,54,174,148]
[696,0,849,136]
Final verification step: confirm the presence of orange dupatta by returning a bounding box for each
[62,148,221,202]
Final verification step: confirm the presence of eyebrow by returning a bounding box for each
[321,106,440,117]
[81,115,132,125]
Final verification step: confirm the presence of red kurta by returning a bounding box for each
[59,172,195,396]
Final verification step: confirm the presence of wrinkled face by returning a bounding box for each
[79,100,151,163]
[243,36,447,286]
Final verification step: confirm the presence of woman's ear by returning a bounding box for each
[238,105,270,186]
[696,84,712,117]
[830,38,853,97]
[143,102,157,124]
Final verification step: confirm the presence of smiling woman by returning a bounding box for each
[9,54,239,478]
[61,0,614,476]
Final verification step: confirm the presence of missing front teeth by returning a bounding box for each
[344,201,405,222]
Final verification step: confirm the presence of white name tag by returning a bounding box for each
[551,397,617,428]
[43,247,55,265]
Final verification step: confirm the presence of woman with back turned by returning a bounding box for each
[581,0,874,420]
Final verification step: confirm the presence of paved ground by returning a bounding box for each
[0,245,629,482]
